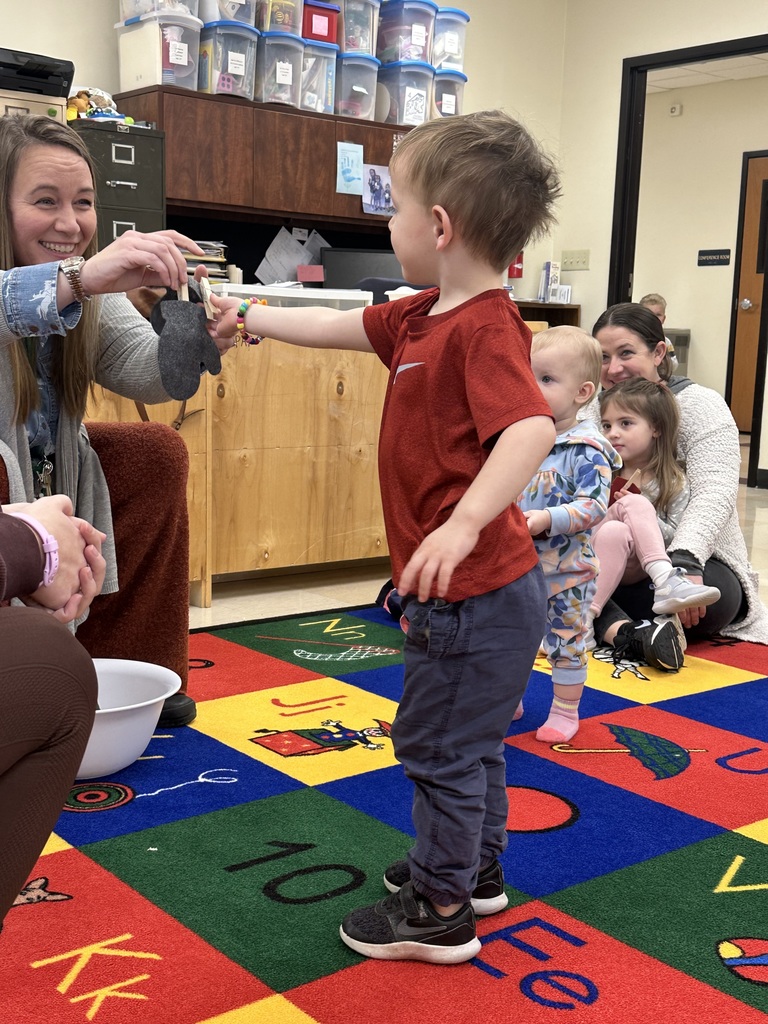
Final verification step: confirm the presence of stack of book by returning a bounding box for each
[182,240,228,279]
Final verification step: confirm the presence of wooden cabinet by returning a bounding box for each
[513,300,581,327]
[114,86,407,224]
[87,342,388,607]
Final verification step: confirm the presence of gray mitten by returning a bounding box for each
[152,298,222,400]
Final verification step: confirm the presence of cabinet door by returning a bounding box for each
[333,122,404,220]
[163,93,254,208]
[253,108,336,215]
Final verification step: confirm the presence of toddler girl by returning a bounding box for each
[588,378,720,661]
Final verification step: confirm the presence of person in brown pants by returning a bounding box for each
[0,499,102,925]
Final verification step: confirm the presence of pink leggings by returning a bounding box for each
[591,493,669,615]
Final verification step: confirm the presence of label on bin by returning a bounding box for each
[403,86,427,125]
[313,14,329,33]
[276,60,293,84]
[411,24,426,47]
[444,31,460,54]
[169,41,189,66]
[441,92,456,114]
[228,51,246,75]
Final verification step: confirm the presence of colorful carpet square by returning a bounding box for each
[3,603,768,1022]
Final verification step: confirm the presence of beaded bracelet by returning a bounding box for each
[235,297,268,346]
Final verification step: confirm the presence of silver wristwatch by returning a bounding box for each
[59,255,88,303]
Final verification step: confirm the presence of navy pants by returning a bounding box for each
[393,566,547,906]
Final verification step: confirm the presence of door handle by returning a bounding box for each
[740,298,754,310]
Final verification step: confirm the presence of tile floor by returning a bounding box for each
[190,458,768,630]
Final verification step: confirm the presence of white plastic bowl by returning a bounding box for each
[76,659,181,780]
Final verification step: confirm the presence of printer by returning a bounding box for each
[0,48,74,122]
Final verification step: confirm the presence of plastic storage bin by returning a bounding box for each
[301,40,338,112]
[302,1,339,42]
[116,11,203,92]
[376,0,437,64]
[433,6,468,71]
[120,0,200,19]
[335,53,379,119]
[431,67,465,117]
[254,30,304,104]
[198,21,260,97]
[198,0,257,25]
[375,59,433,126]
[255,0,304,33]
[337,0,380,54]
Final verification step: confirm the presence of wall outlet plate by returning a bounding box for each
[561,249,590,271]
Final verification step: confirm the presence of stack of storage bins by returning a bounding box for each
[335,0,381,119]
[116,0,204,93]
[254,0,305,105]
[301,2,340,113]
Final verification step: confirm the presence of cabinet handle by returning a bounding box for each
[217,383,226,398]
[105,179,139,189]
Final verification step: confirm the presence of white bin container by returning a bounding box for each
[335,52,379,118]
[120,0,200,19]
[199,20,260,97]
[199,0,258,25]
[116,11,203,92]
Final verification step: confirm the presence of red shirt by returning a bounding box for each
[363,288,552,601]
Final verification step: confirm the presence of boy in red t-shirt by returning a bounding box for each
[212,110,560,963]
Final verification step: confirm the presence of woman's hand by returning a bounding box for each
[4,495,107,623]
[677,574,707,629]
[77,230,205,298]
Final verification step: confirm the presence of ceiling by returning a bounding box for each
[646,52,768,92]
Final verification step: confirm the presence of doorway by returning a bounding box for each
[728,153,768,433]
[608,33,768,486]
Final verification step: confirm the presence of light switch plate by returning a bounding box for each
[561,249,590,271]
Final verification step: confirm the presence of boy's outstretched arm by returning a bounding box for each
[399,415,556,602]
[209,294,373,352]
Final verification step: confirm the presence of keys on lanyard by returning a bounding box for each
[32,454,54,497]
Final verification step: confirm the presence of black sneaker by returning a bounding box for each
[612,615,686,672]
[383,858,508,916]
[340,880,480,963]
[158,693,197,727]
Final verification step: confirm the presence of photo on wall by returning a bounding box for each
[362,164,394,217]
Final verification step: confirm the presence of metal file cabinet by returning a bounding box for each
[72,120,165,247]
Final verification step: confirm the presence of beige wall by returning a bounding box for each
[1,0,121,94]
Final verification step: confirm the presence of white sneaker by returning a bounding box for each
[651,567,721,615]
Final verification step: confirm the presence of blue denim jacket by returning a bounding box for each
[1,262,82,460]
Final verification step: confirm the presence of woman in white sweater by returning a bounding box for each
[590,302,768,663]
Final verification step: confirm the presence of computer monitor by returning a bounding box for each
[320,248,404,290]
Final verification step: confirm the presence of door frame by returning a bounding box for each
[608,33,768,486]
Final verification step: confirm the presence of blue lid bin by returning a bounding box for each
[335,52,379,119]
[431,67,465,117]
[338,0,381,55]
[376,0,438,64]
[301,39,338,112]
[254,30,304,105]
[198,21,260,98]
[375,58,434,126]
[433,6,469,71]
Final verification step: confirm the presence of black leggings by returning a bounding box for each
[0,607,97,924]
[595,557,747,643]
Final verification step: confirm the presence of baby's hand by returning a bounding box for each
[524,508,551,538]
[208,294,242,341]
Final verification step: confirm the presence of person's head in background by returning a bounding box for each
[593,302,672,390]
[530,326,601,432]
[639,292,667,326]
[0,113,100,421]
[387,110,561,284]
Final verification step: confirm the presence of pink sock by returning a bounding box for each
[536,695,580,743]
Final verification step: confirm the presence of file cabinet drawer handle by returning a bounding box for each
[105,179,138,189]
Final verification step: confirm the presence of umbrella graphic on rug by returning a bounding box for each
[717,938,768,985]
[552,723,707,780]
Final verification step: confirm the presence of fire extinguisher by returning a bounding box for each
[508,252,524,279]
